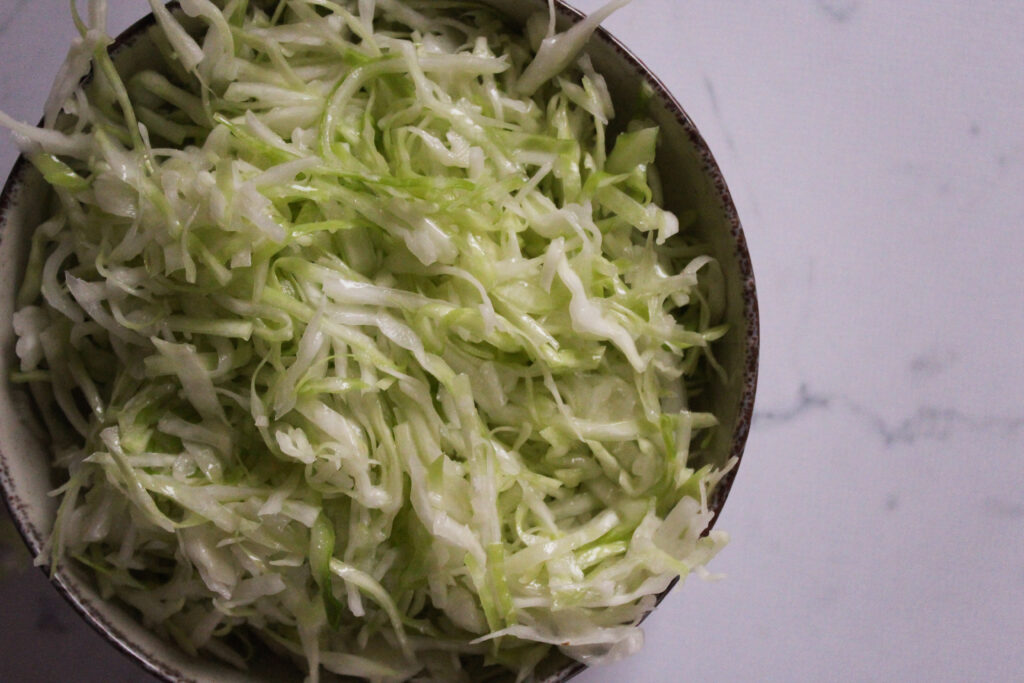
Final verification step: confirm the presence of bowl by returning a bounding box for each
[0,1,758,681]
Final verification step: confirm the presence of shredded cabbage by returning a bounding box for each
[4,1,732,680]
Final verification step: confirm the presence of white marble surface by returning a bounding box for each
[1,1,1022,681]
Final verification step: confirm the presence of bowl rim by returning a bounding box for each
[0,2,759,682]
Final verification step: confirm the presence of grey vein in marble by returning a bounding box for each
[983,496,1024,519]
[697,73,762,220]
[702,76,738,155]
[815,0,859,23]
[908,350,960,379]
[754,383,1024,446]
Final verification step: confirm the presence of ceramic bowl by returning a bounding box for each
[0,2,758,681]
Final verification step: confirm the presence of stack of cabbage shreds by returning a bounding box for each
[4,0,732,680]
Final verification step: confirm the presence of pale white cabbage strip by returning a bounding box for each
[5,0,731,681]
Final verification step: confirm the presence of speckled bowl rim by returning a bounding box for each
[0,2,759,682]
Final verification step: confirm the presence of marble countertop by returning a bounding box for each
[1,1,1022,681]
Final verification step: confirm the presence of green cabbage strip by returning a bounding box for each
[4,0,732,680]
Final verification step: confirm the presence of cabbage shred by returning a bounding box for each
[6,0,731,680]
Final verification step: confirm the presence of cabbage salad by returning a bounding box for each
[3,0,731,680]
